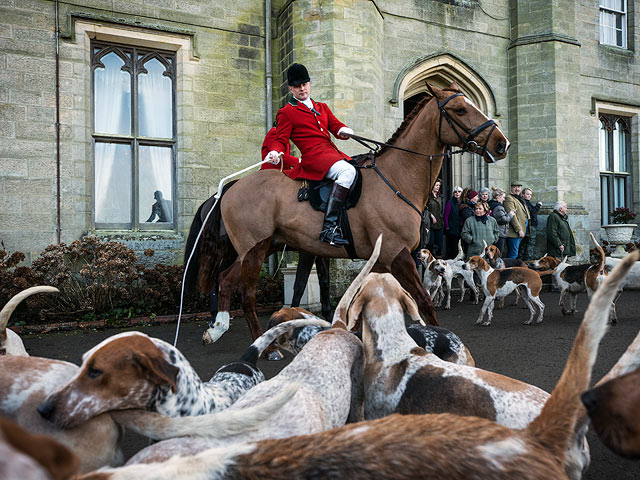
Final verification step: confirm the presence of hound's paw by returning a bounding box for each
[479,321,492,327]
[266,349,284,361]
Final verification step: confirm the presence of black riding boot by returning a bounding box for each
[319,183,350,247]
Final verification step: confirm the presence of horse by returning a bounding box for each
[184,191,332,320]
[197,82,509,359]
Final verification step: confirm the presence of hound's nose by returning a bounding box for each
[496,140,507,155]
[580,390,598,414]
[37,400,55,421]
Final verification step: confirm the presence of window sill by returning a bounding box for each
[88,230,184,242]
[599,44,633,56]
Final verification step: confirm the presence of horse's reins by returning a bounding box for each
[348,92,499,218]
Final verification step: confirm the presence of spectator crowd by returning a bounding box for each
[426,179,574,262]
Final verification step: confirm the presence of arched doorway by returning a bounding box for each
[395,54,499,200]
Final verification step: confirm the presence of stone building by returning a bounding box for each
[0,0,638,277]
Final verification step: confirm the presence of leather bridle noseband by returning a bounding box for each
[436,92,498,161]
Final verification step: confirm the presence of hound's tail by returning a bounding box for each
[589,232,606,274]
[526,250,639,461]
[332,233,382,328]
[184,182,239,297]
[239,318,330,366]
[0,286,59,334]
[110,382,299,441]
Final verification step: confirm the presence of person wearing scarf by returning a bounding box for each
[461,201,499,259]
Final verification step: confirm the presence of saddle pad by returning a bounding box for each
[308,160,364,212]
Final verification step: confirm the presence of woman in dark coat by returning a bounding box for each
[459,189,479,256]
[426,178,444,257]
[443,185,463,259]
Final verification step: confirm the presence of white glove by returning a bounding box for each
[337,127,353,139]
[264,150,281,165]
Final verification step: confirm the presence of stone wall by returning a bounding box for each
[0,0,269,264]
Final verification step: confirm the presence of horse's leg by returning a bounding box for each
[208,290,218,316]
[315,256,332,320]
[291,251,315,308]
[202,260,241,344]
[238,238,283,360]
[386,247,438,326]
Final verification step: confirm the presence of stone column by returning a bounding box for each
[508,0,588,259]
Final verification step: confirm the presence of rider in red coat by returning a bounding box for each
[260,126,298,171]
[265,63,355,247]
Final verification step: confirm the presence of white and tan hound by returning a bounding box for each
[37,317,327,428]
[464,255,545,326]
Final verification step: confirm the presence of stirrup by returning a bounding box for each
[319,226,349,247]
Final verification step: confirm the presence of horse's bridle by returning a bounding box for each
[436,92,498,162]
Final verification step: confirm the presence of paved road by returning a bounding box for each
[24,289,640,479]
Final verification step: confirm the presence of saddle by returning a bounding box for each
[296,155,370,259]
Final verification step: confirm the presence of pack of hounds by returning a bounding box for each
[1,234,640,479]
[418,233,624,326]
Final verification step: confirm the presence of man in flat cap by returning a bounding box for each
[264,63,355,247]
[502,179,530,258]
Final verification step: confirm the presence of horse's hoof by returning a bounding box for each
[266,350,284,361]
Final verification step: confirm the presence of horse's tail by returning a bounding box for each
[196,181,239,295]
[183,200,207,296]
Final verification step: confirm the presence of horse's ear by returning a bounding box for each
[426,82,439,98]
[449,80,461,92]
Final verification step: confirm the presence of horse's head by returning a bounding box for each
[428,82,509,163]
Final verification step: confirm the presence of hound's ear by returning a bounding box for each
[399,288,423,325]
[133,353,179,393]
[346,291,365,331]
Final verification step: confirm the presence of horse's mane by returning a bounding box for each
[376,87,459,157]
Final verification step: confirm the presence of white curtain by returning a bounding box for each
[94,52,132,223]
[139,145,172,223]
[138,57,172,139]
[95,143,131,223]
[94,52,130,135]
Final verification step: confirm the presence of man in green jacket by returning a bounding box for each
[503,180,530,259]
[546,201,576,258]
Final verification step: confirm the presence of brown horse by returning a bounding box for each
[201,82,509,358]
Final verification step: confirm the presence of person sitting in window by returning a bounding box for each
[146,190,172,223]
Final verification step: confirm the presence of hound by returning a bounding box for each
[436,240,479,306]
[580,310,640,459]
[582,368,640,460]
[345,270,588,479]
[77,236,383,466]
[483,244,527,308]
[585,233,622,324]
[464,255,545,326]
[528,253,561,272]
[0,355,125,472]
[1,286,59,356]
[76,250,638,480]
[0,416,79,480]
[267,307,475,366]
[37,318,327,428]
[417,249,447,306]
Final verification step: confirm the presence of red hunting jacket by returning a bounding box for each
[272,98,351,181]
[260,127,299,171]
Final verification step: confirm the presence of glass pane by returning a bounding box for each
[601,176,610,224]
[95,142,132,223]
[138,58,173,138]
[599,121,607,171]
[94,52,131,135]
[617,121,628,172]
[139,145,173,223]
[613,122,620,172]
[614,176,626,209]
